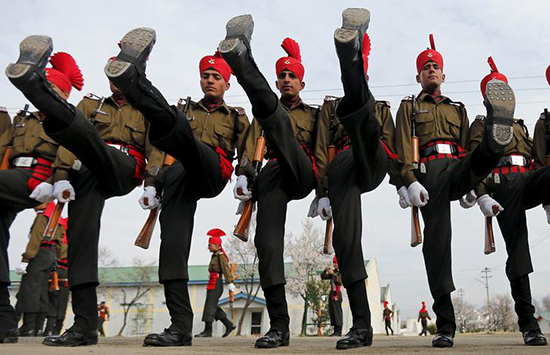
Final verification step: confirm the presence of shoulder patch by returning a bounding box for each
[0,106,7,113]
[401,96,412,102]
[475,115,486,121]
[376,100,391,108]
[323,95,339,102]
[84,93,101,101]
[232,107,246,116]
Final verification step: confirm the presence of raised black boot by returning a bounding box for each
[194,322,212,338]
[220,317,236,337]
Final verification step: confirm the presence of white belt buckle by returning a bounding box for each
[510,155,523,166]
[13,157,34,167]
[437,144,452,155]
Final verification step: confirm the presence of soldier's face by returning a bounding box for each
[200,70,230,99]
[416,61,445,91]
[275,70,305,99]
[208,243,220,252]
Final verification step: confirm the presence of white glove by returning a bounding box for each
[544,205,550,225]
[459,190,477,209]
[307,197,319,218]
[138,186,160,210]
[53,180,75,203]
[236,201,255,215]
[317,197,332,221]
[407,181,429,207]
[397,186,412,209]
[15,262,28,275]
[234,175,252,201]
[29,182,54,203]
[478,194,503,217]
[227,283,237,293]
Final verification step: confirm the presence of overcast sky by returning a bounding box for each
[2,0,550,320]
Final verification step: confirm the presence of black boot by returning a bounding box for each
[263,285,290,335]
[220,317,236,337]
[0,329,18,344]
[19,312,37,336]
[336,327,372,350]
[523,330,547,346]
[432,293,456,348]
[44,317,56,336]
[0,285,18,343]
[42,329,98,347]
[333,325,342,337]
[194,321,212,337]
[346,280,371,330]
[483,80,515,148]
[143,328,192,347]
[219,14,278,119]
[255,329,290,348]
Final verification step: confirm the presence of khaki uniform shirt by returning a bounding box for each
[21,212,66,262]
[469,117,533,196]
[314,96,402,197]
[177,99,249,162]
[237,99,318,177]
[396,92,469,186]
[7,111,59,163]
[52,95,165,186]
[0,109,12,157]
[532,112,549,169]
[208,251,233,283]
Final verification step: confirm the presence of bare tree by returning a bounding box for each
[542,296,550,313]
[226,216,262,336]
[117,258,156,336]
[452,295,480,333]
[487,293,518,332]
[285,220,332,335]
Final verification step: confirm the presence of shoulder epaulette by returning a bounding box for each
[177,97,196,108]
[376,100,391,108]
[449,100,465,107]
[475,115,486,121]
[539,111,547,120]
[231,107,246,116]
[84,93,103,101]
[0,106,7,113]
[323,95,339,102]
[401,96,413,102]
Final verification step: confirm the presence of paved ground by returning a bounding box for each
[1,333,547,354]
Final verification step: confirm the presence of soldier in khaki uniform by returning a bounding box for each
[15,202,67,337]
[395,38,516,347]
[104,31,249,346]
[195,229,236,338]
[1,51,82,344]
[0,108,11,155]
[313,12,402,347]
[6,38,164,346]
[132,50,248,347]
[320,256,343,337]
[44,233,69,336]
[417,302,431,336]
[220,20,318,347]
[462,59,547,346]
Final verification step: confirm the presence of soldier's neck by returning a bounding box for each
[280,95,300,109]
[202,96,223,112]
[423,87,443,101]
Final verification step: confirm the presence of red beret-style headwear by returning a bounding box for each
[45,52,84,94]
[199,51,231,82]
[362,33,371,74]
[480,57,508,97]
[546,65,550,86]
[276,38,305,82]
[416,34,444,74]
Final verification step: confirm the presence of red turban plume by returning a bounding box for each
[46,52,84,94]
[546,65,550,86]
[362,33,371,74]
[275,37,305,81]
[480,56,508,97]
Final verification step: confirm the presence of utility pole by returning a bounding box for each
[481,267,492,330]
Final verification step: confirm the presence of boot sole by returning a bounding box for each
[143,338,192,347]
[219,14,254,54]
[0,336,18,344]
[42,337,98,347]
[6,35,52,79]
[105,27,156,78]
[485,80,515,146]
[254,341,289,348]
[334,8,370,44]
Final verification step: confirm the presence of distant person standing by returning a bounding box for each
[320,256,343,337]
[383,302,393,335]
[97,302,110,337]
[418,302,431,336]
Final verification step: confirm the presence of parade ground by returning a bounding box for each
[1,333,548,354]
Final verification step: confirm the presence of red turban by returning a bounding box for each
[275,38,305,81]
[199,51,231,82]
[207,228,226,245]
[480,56,508,97]
[45,52,84,94]
[416,34,444,74]
[420,301,426,312]
[384,301,389,307]
[363,33,371,74]
[333,256,338,264]
[546,65,550,86]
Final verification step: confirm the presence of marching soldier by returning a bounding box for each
[0,107,11,154]
[105,33,248,347]
[220,19,318,347]
[417,302,431,336]
[15,202,67,337]
[97,301,110,337]
[312,11,402,348]
[382,302,393,336]
[464,58,547,346]
[195,229,237,338]
[320,256,343,337]
[1,51,82,344]
[44,233,70,336]
[6,38,164,346]
[533,64,550,223]
[395,35,515,347]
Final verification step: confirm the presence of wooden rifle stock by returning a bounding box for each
[410,96,423,247]
[323,145,336,254]
[49,270,59,291]
[134,153,176,249]
[0,146,12,170]
[484,205,499,255]
[43,191,70,241]
[233,133,266,242]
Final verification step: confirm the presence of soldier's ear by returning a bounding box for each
[225,81,230,91]
[300,81,306,91]
[275,80,281,91]
[416,74,421,84]
[441,73,446,83]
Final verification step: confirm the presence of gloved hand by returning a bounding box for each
[407,181,429,207]
[29,182,54,203]
[459,190,477,209]
[227,283,237,293]
[478,194,503,217]
[53,180,75,203]
[236,201,255,215]
[138,186,160,210]
[544,205,550,225]
[397,186,412,209]
[15,262,28,275]
[307,197,319,218]
[233,175,252,201]
[317,197,332,221]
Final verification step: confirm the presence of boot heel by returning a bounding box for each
[334,8,370,44]
[6,35,52,79]
[485,80,515,146]
[219,15,254,54]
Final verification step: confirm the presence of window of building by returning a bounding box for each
[251,311,262,335]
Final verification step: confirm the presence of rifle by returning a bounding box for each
[410,95,423,247]
[544,108,550,166]
[134,97,191,249]
[43,190,70,241]
[323,100,338,254]
[1,104,30,170]
[49,268,60,291]
[484,205,499,255]
[233,131,266,242]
